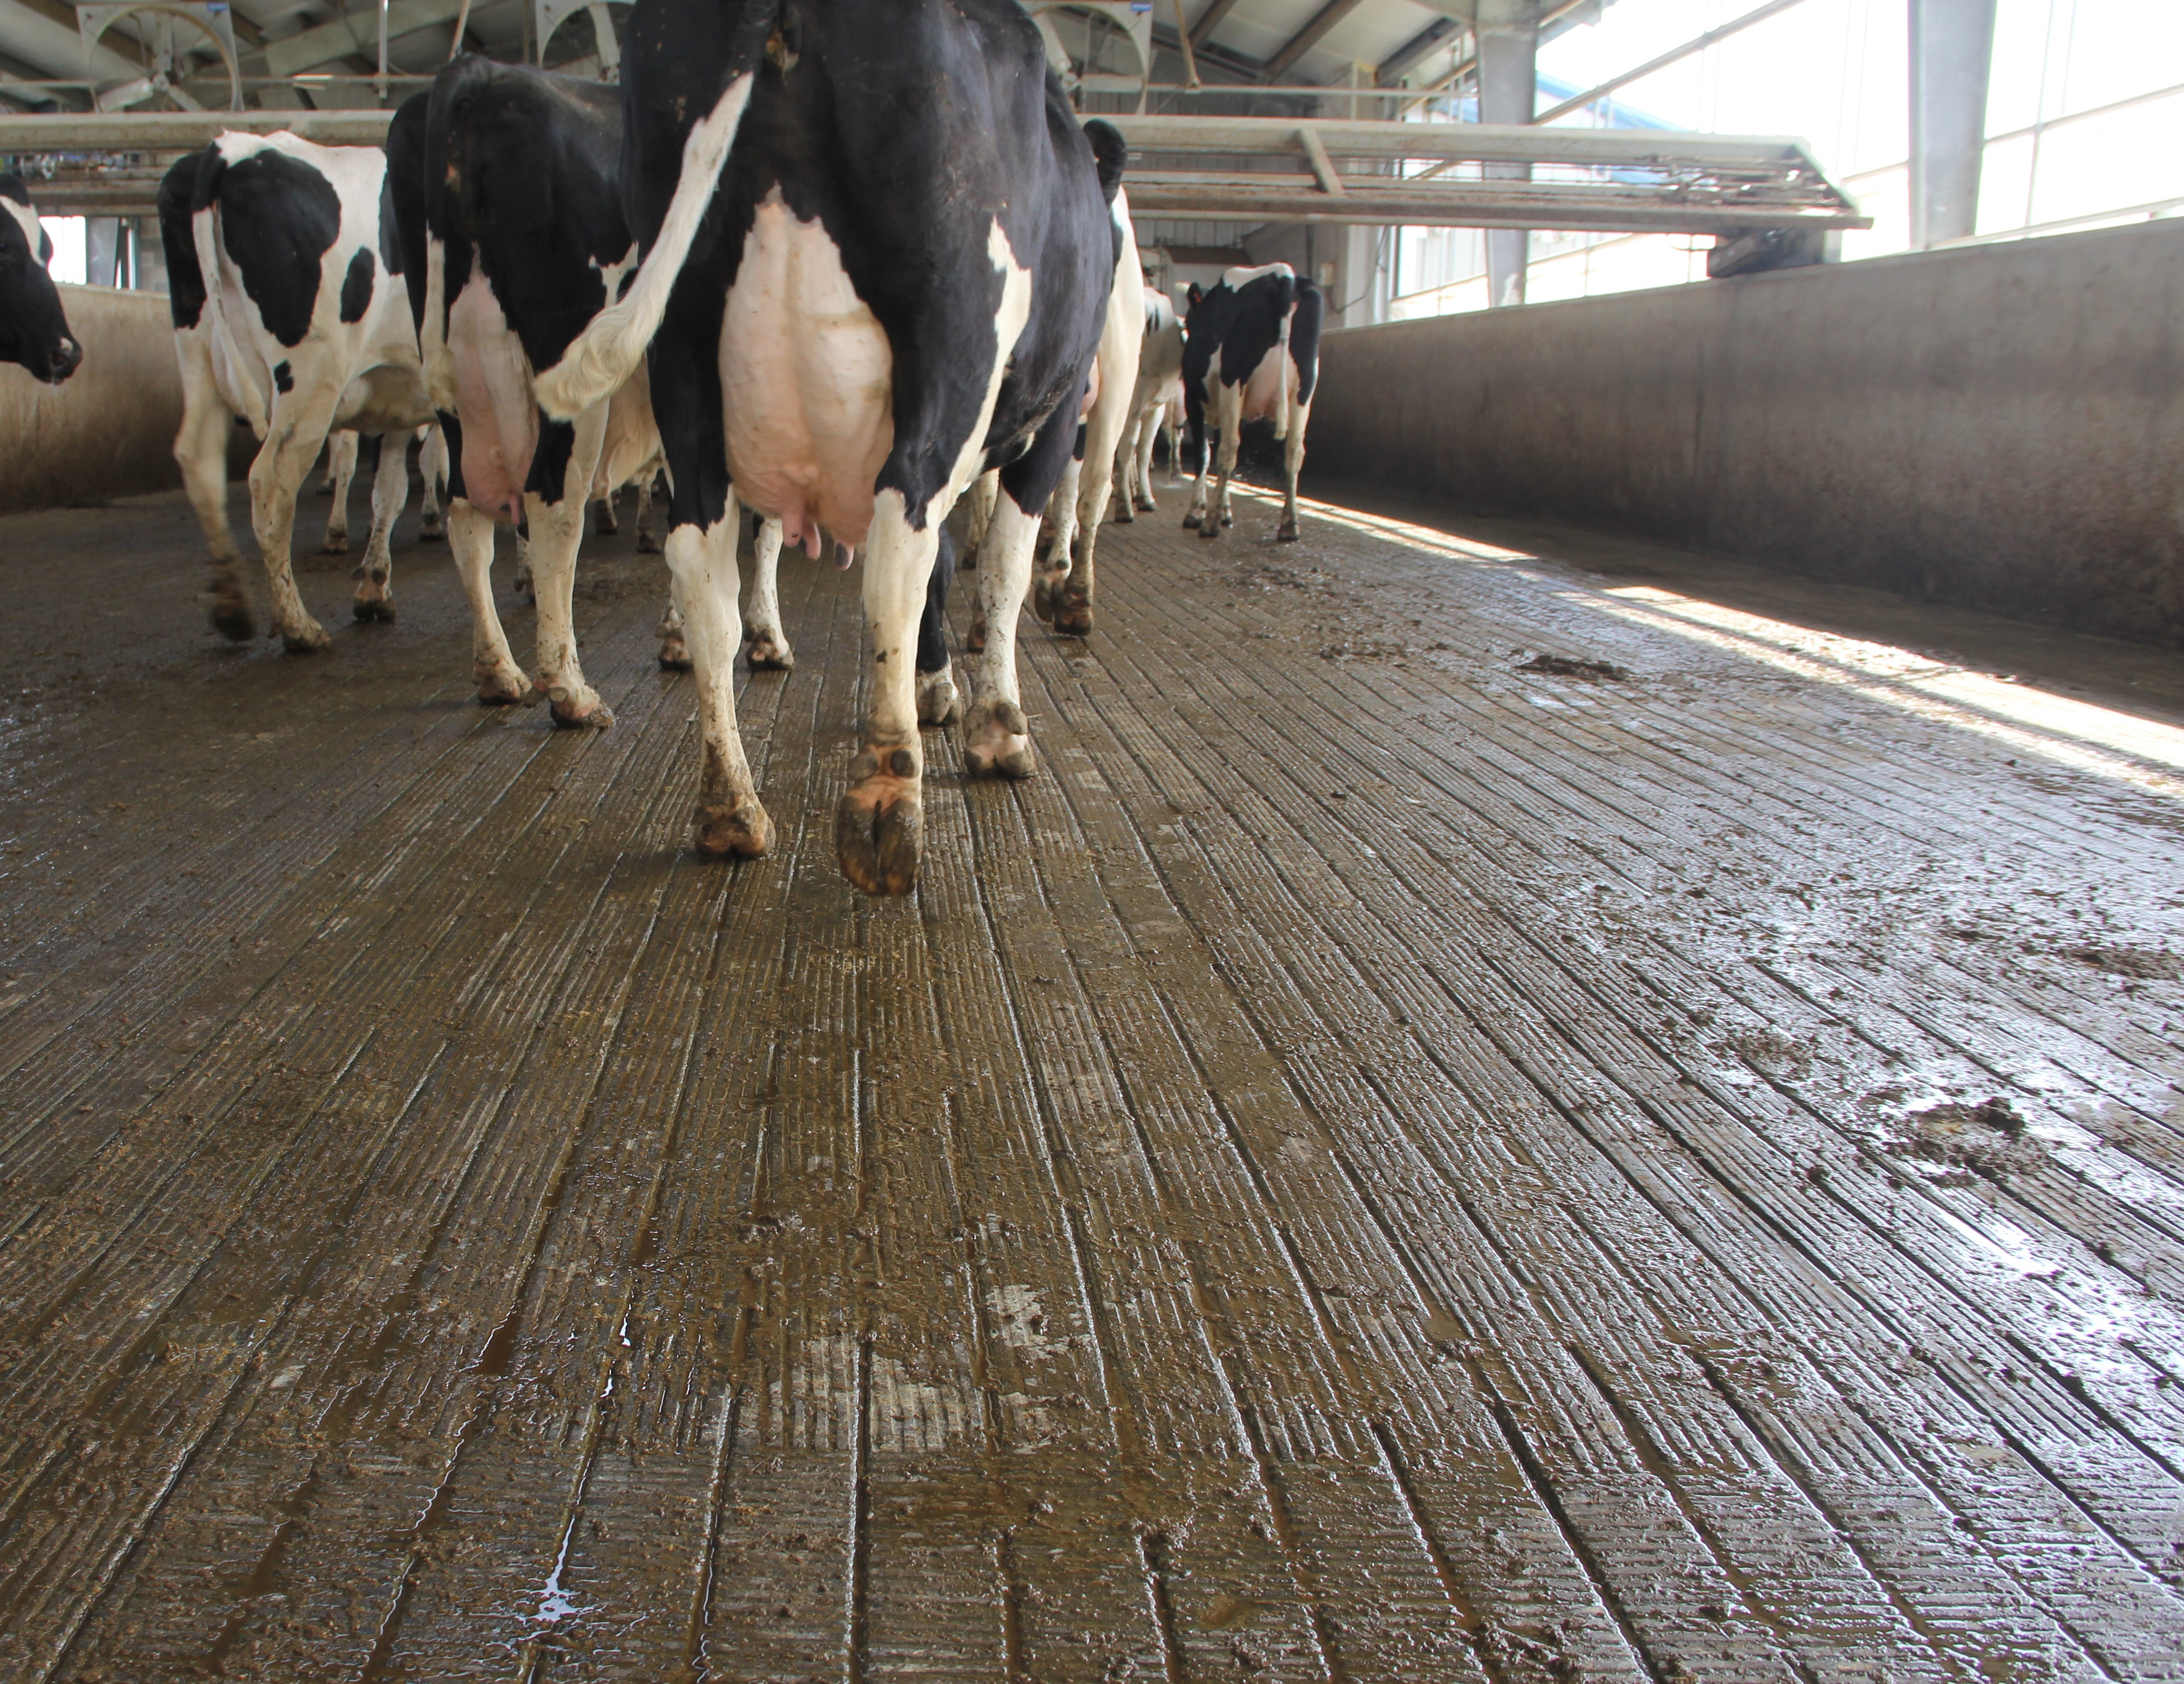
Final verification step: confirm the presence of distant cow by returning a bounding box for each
[158,135,434,647]
[533,0,1117,894]
[1,175,82,384]
[1182,262,1322,543]
[1113,288,1183,521]
[319,422,448,551]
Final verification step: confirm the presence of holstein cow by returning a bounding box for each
[1181,261,1323,543]
[1113,286,1183,521]
[157,136,435,646]
[533,0,1117,894]
[319,422,449,551]
[1026,188,1142,636]
[390,61,805,720]
[0,175,83,383]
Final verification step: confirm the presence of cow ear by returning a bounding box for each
[1082,119,1126,205]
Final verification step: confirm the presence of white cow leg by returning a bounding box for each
[1032,456,1081,624]
[1133,408,1161,512]
[1204,389,1242,542]
[174,340,252,641]
[527,494,609,728]
[418,423,448,540]
[964,493,1039,782]
[743,517,793,669]
[593,488,619,537]
[837,496,939,895]
[250,390,343,652]
[1279,398,1312,543]
[962,468,998,565]
[1112,411,1141,524]
[666,509,772,858]
[1184,425,1214,530]
[634,470,664,555]
[321,431,358,554]
[351,434,410,622]
[510,528,534,598]
[449,499,528,702]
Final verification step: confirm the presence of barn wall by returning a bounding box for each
[1308,219,2184,647]
[0,284,245,515]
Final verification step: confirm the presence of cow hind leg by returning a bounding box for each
[448,499,529,703]
[1183,422,1212,530]
[321,431,358,554]
[249,386,344,652]
[966,394,1076,783]
[526,413,613,728]
[658,598,690,670]
[174,335,252,641]
[1112,411,1140,525]
[667,501,772,858]
[510,529,533,598]
[634,469,664,554]
[1279,398,1312,542]
[593,490,619,537]
[961,469,997,567]
[916,529,960,727]
[1133,408,1161,512]
[350,435,405,621]
[837,497,940,896]
[418,423,448,540]
[743,516,793,669]
[1032,454,1082,625]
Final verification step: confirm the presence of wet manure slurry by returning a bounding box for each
[1,477,2182,1681]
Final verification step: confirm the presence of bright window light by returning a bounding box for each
[43,216,88,287]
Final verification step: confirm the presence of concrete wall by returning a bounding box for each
[1309,219,2184,647]
[0,284,229,515]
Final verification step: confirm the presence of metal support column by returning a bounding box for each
[1909,0,1999,247]
[1477,0,1539,306]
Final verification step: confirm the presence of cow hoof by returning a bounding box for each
[1181,510,1201,530]
[594,505,618,537]
[1277,521,1300,542]
[917,664,962,728]
[419,516,444,541]
[745,632,795,671]
[208,594,255,642]
[696,795,775,859]
[280,622,332,654]
[964,699,1034,780]
[635,532,663,556]
[321,532,348,556]
[1134,496,1156,513]
[1053,594,1093,637]
[1032,569,1071,624]
[477,666,530,705]
[836,747,922,895]
[1197,521,1221,542]
[1113,505,1134,525]
[659,632,692,670]
[544,683,613,729]
[352,598,396,623]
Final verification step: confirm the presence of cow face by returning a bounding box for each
[0,176,83,384]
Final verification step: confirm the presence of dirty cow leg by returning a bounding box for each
[666,504,772,858]
[1278,396,1312,543]
[837,496,940,896]
[1204,385,1243,541]
[418,423,448,539]
[743,516,793,669]
[448,498,529,702]
[321,431,358,554]
[351,434,407,622]
[174,331,253,641]
[657,598,690,670]
[250,383,345,652]
[510,528,534,598]
[1134,406,1162,510]
[1183,421,1214,531]
[1112,410,1141,524]
[916,530,961,727]
[1032,454,1081,625]
[526,412,613,728]
[964,493,1040,780]
[961,468,998,566]
[633,470,664,555]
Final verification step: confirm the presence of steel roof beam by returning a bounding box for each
[1261,0,1370,81]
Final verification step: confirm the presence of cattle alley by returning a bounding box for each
[3,473,2183,1682]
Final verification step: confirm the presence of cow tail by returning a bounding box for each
[532,3,779,420]
[186,145,261,430]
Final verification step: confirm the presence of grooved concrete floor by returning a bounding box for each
[3,475,2183,1682]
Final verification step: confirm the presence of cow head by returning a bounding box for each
[0,175,83,384]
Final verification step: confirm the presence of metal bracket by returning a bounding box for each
[535,0,630,79]
[79,1,241,111]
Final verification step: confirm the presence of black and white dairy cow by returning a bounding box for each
[1114,287,1183,520]
[1182,261,1323,543]
[158,135,435,647]
[533,0,1118,894]
[0,175,83,383]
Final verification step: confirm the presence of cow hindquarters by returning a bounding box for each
[526,407,613,727]
[448,499,530,703]
[666,501,772,859]
[174,328,251,641]
[351,434,407,621]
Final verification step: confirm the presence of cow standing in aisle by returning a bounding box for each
[157,136,435,647]
[1113,287,1183,521]
[1182,262,1322,544]
[534,0,1117,894]
[390,60,812,721]
[1,175,83,383]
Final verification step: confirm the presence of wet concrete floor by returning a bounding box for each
[3,473,2183,1681]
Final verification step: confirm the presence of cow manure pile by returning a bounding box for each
[1882,1096,2048,1184]
[1517,653,1631,681]
[2057,943,2182,981]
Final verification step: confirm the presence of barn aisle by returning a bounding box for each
[2,475,2182,1681]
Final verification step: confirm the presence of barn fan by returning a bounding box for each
[78,1,243,112]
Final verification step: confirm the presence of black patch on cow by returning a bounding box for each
[917,529,953,675]
[1289,277,1324,405]
[339,248,376,323]
[156,151,208,330]
[378,166,406,276]
[529,416,578,505]
[1084,119,1126,205]
[273,360,294,393]
[387,92,434,335]
[0,171,78,382]
[436,410,468,500]
[197,146,342,348]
